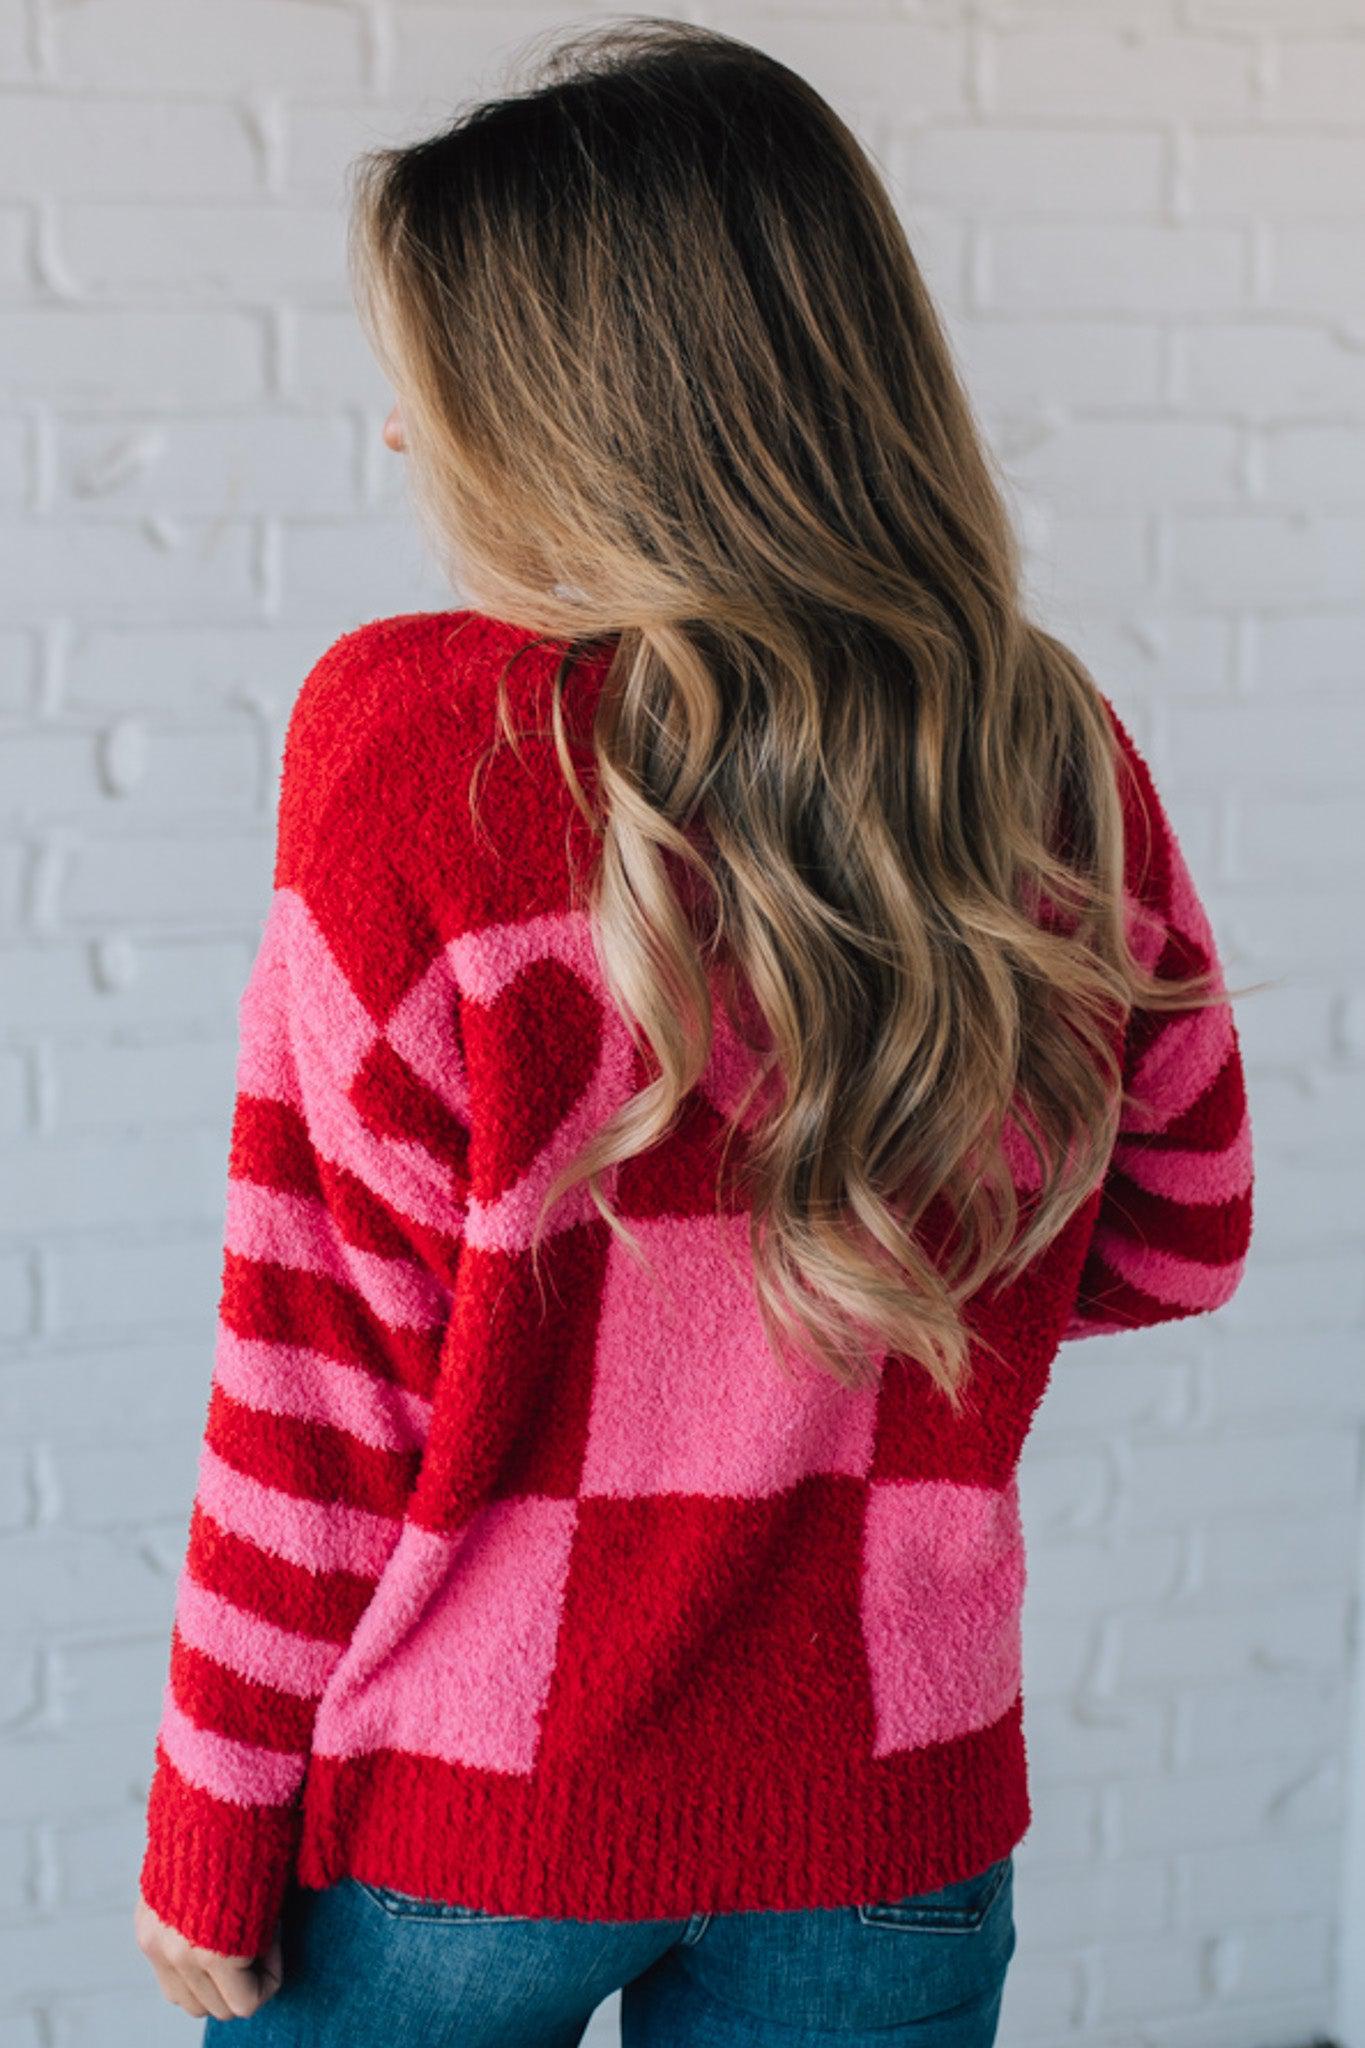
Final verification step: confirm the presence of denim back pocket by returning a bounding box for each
[855,1852,1011,1933]
[353,1879,530,1924]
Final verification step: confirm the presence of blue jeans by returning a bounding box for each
[203,1852,1015,2045]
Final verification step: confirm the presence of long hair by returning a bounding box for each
[345,16,1260,1411]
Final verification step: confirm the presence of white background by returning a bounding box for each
[1,1,1362,2043]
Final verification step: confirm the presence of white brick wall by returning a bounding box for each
[1,2,1362,2044]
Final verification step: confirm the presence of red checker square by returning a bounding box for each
[534,1479,875,1771]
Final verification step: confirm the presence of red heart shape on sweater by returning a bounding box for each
[463,955,603,1203]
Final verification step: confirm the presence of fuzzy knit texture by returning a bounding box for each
[137,609,1255,1959]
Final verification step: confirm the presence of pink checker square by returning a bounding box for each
[311,1495,579,1774]
[861,1475,1026,1757]
[580,1213,878,1499]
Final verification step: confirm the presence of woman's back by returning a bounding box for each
[138,607,1252,1957]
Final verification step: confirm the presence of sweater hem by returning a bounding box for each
[292,1696,1032,1922]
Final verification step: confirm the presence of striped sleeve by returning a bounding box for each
[1062,710,1254,1341]
[138,659,471,1957]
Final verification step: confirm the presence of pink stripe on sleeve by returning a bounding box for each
[1090,1223,1249,1314]
[171,1572,342,1699]
[195,1441,404,1580]
[236,890,377,1093]
[1116,1100,1253,1206]
[224,1179,451,1332]
[1125,1002,1238,1136]
[211,1327,432,1455]
[157,1680,307,1809]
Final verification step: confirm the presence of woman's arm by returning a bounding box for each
[137,630,471,1962]
[1063,709,1254,1339]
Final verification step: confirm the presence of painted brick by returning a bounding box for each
[901,125,1164,217]
[1186,132,1365,218]
[0,95,257,199]
[55,204,349,302]
[55,415,356,517]
[52,0,365,96]
[0,312,264,406]
[980,223,1249,314]
[1265,222,1365,319]
[986,28,1258,118]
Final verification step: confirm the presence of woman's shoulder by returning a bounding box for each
[284,607,553,796]
[284,608,540,753]
[272,608,610,908]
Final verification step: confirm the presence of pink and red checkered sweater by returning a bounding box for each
[138,609,1254,1957]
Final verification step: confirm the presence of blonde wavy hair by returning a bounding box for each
[346,16,1258,1410]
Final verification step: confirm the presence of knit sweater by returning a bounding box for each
[138,609,1254,1958]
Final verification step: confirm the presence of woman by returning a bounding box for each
[133,18,1257,2044]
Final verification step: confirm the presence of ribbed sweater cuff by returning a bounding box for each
[139,1746,304,1959]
